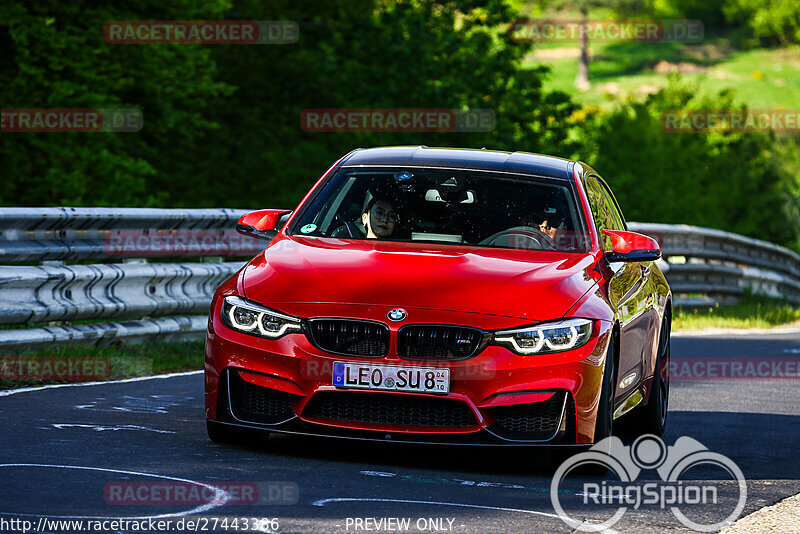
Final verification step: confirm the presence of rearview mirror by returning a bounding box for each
[424,189,476,204]
[236,209,292,240]
[602,230,661,263]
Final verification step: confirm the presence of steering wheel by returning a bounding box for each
[478,227,557,250]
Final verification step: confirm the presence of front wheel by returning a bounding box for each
[626,315,670,436]
[594,335,617,444]
[574,335,617,475]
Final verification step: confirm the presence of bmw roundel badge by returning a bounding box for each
[387,308,407,322]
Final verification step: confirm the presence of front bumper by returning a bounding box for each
[205,300,613,446]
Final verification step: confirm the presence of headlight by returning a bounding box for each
[493,318,593,355]
[221,296,302,339]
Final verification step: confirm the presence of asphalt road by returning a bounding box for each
[1,330,798,534]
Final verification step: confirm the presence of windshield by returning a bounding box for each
[290,167,591,253]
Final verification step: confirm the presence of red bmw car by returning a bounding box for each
[205,146,671,449]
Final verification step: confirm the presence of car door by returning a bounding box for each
[599,179,661,392]
[584,174,652,406]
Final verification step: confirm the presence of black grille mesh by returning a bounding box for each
[398,325,485,360]
[303,392,478,427]
[488,392,566,440]
[308,319,389,357]
[228,371,299,424]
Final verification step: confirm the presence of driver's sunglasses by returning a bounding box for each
[372,207,399,223]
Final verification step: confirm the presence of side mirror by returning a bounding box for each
[602,230,661,263]
[236,209,292,240]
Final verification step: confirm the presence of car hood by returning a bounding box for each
[242,235,599,322]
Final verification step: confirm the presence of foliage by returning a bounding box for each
[0,0,233,207]
[1,0,799,254]
[725,0,800,45]
[195,0,580,209]
[575,78,800,248]
[0,340,204,390]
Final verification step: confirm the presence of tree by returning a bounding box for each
[535,0,652,90]
[724,0,800,45]
[0,0,232,206]
[195,0,582,209]
[577,79,800,249]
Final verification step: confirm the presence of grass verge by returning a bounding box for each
[0,339,204,390]
[674,295,800,331]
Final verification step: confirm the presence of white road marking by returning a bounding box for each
[359,470,560,493]
[0,463,229,520]
[0,370,202,397]
[75,394,187,414]
[51,423,175,434]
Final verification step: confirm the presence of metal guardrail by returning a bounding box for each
[0,316,207,349]
[0,262,241,324]
[629,222,800,305]
[0,207,261,262]
[0,210,797,350]
[0,208,262,350]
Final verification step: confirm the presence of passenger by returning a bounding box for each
[520,207,565,242]
[537,211,565,242]
[332,198,400,239]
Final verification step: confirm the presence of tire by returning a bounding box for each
[572,334,617,475]
[625,314,670,437]
[594,334,617,444]
[207,420,268,445]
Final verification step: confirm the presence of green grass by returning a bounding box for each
[525,40,800,109]
[673,295,800,331]
[0,340,204,390]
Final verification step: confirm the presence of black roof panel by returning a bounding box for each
[341,146,573,180]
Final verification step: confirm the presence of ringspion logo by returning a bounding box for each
[551,435,746,532]
[1,109,142,133]
[104,21,298,44]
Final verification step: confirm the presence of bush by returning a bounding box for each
[574,78,800,250]
[724,0,800,45]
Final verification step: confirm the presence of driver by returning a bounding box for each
[535,210,565,242]
[332,198,400,239]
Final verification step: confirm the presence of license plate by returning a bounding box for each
[332,362,449,394]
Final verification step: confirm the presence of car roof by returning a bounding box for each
[340,146,574,180]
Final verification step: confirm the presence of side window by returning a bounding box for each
[598,180,626,231]
[585,175,620,250]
